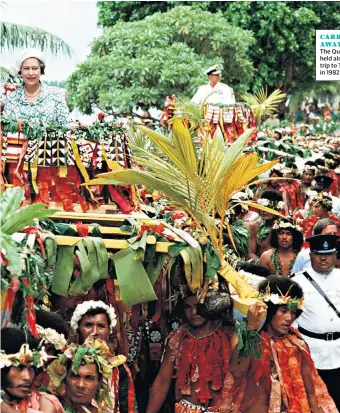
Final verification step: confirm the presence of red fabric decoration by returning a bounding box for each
[233,328,338,413]
[76,223,89,237]
[166,325,233,409]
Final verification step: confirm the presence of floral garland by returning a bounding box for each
[70,300,117,333]
[258,198,285,211]
[311,192,333,209]
[272,220,300,232]
[303,165,318,174]
[36,325,67,351]
[0,344,48,369]
[258,285,304,313]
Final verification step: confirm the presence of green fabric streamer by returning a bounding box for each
[235,319,262,362]
[51,245,75,296]
[205,241,221,281]
[167,242,188,257]
[127,231,148,261]
[69,238,108,296]
[112,248,157,306]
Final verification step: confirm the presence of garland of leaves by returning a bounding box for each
[256,222,272,244]
[235,319,262,361]
[231,220,250,258]
[0,115,127,143]
[270,248,296,276]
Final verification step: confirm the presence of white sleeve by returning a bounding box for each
[191,86,204,105]
[230,87,236,104]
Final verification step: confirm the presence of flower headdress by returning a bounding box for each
[258,198,284,211]
[272,163,285,174]
[36,325,67,351]
[70,300,117,333]
[272,220,300,232]
[47,337,126,412]
[303,165,318,175]
[0,344,48,369]
[259,285,304,313]
[308,191,333,209]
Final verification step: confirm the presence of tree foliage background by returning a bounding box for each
[67,6,254,114]
[67,1,340,114]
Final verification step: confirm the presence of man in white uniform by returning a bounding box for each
[191,64,235,105]
[292,234,340,409]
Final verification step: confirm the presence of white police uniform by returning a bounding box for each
[293,266,340,370]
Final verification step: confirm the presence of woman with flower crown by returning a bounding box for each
[300,191,340,247]
[229,276,338,413]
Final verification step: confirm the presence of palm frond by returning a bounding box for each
[241,88,286,126]
[1,22,72,56]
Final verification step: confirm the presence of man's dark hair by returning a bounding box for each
[78,308,110,328]
[313,218,337,235]
[36,310,69,339]
[315,158,326,167]
[304,160,317,168]
[1,328,38,388]
[236,261,271,278]
[270,224,304,252]
[260,190,283,203]
[259,276,303,325]
[269,169,283,178]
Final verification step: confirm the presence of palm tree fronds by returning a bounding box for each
[1,22,72,56]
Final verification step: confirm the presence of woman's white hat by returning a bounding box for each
[16,48,45,74]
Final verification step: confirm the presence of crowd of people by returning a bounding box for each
[1,51,340,413]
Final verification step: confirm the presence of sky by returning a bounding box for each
[1,0,102,81]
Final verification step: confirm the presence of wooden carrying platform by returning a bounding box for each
[47,211,187,252]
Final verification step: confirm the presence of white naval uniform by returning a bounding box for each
[293,267,340,370]
[191,82,235,105]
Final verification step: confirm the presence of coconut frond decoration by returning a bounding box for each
[87,118,282,299]
[241,88,286,126]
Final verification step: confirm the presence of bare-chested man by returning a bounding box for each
[146,294,234,413]
[259,220,303,276]
[249,190,284,260]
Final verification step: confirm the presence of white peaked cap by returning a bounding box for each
[204,64,221,76]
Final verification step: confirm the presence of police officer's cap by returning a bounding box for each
[314,175,334,189]
[306,234,339,254]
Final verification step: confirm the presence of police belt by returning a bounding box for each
[298,326,340,341]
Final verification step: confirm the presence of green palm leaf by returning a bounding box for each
[1,22,72,56]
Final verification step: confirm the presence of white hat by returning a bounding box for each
[16,48,45,74]
[205,64,221,76]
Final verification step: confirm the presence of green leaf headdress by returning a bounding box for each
[47,337,126,412]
